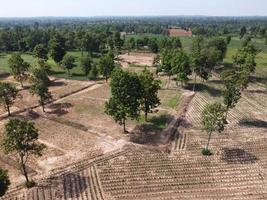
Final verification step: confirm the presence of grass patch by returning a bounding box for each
[0,51,100,81]
[137,114,171,131]
[74,104,104,115]
[159,90,181,109]
[129,63,148,68]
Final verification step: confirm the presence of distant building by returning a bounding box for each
[166,28,193,37]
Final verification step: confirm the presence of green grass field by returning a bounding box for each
[0,51,99,81]
[0,36,266,81]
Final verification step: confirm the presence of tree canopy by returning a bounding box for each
[105,68,143,132]
[2,119,45,185]
[0,82,19,116]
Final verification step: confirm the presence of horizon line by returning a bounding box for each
[1,15,267,19]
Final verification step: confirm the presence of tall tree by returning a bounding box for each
[49,33,66,63]
[105,69,143,132]
[8,53,30,87]
[82,33,94,56]
[0,168,10,197]
[139,69,161,121]
[113,31,123,52]
[80,55,92,77]
[99,54,115,82]
[240,26,247,39]
[0,82,19,116]
[201,103,225,155]
[161,49,174,79]
[30,68,52,112]
[88,65,98,80]
[171,50,192,86]
[60,54,76,77]
[2,119,45,186]
[33,44,48,61]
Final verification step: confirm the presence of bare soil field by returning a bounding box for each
[1,63,267,199]
[0,71,183,190]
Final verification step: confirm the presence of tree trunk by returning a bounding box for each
[123,119,127,133]
[67,69,70,77]
[42,103,45,113]
[206,131,212,150]
[6,105,10,116]
[145,111,148,122]
[193,73,197,92]
[20,155,29,183]
[105,76,108,83]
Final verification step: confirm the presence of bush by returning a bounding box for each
[0,168,10,197]
[202,148,212,156]
[25,180,36,188]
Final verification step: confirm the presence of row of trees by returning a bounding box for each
[125,36,182,53]
[105,68,161,132]
[0,54,52,115]
[201,39,259,155]
[154,36,227,89]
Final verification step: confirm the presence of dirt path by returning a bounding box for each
[0,82,100,120]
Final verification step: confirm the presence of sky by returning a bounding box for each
[0,0,266,17]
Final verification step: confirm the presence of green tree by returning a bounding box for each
[148,38,159,53]
[0,82,19,116]
[113,31,123,52]
[171,50,192,86]
[105,69,143,132]
[82,33,94,56]
[2,119,45,185]
[0,168,10,197]
[37,59,51,75]
[60,54,76,77]
[30,68,52,112]
[139,69,161,121]
[33,44,48,61]
[226,35,232,45]
[191,36,204,91]
[88,65,98,80]
[80,56,92,77]
[240,26,247,39]
[161,49,174,79]
[49,33,66,63]
[201,103,225,154]
[222,71,242,120]
[99,54,115,82]
[8,53,30,87]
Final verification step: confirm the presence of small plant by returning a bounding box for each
[25,180,36,188]
[202,148,212,156]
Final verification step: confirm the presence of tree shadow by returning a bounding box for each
[239,119,267,129]
[46,103,73,117]
[50,70,66,75]
[72,73,86,77]
[0,72,10,79]
[249,75,267,85]
[62,173,90,199]
[185,83,222,97]
[130,114,173,145]
[50,80,66,87]
[246,89,267,94]
[221,148,258,164]
[26,110,40,120]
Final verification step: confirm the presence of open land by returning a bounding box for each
[0,50,267,199]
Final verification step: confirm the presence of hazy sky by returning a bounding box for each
[1,0,266,17]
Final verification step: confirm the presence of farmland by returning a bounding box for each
[1,50,267,199]
[0,15,267,200]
